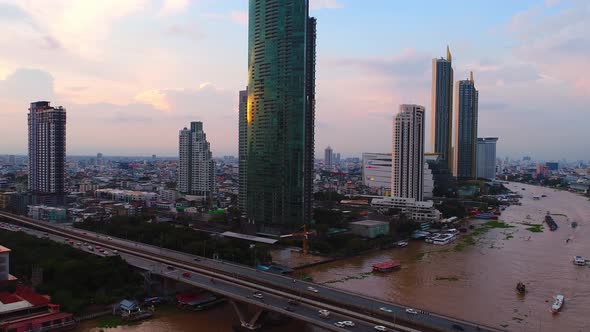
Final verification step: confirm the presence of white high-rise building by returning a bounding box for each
[476,137,498,180]
[392,104,425,201]
[178,122,214,200]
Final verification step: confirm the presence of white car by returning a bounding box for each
[342,321,355,327]
[334,322,345,328]
[307,286,319,293]
[252,292,264,299]
[379,307,392,313]
[374,326,387,332]
[406,308,419,315]
[318,309,330,318]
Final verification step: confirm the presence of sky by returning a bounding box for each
[0,0,589,160]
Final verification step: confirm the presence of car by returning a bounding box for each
[451,324,464,331]
[107,237,112,240]
[193,257,201,262]
[374,326,387,332]
[307,286,319,293]
[76,242,82,246]
[166,266,175,271]
[342,321,355,327]
[252,292,264,299]
[379,307,392,313]
[405,308,419,315]
[182,272,190,278]
[318,309,330,318]
[333,322,345,328]
[113,250,119,255]
[284,306,294,312]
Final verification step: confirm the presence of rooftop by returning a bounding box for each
[350,220,389,226]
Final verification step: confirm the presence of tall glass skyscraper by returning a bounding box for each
[238,88,248,212]
[431,46,453,171]
[28,101,66,199]
[453,72,479,179]
[244,0,316,233]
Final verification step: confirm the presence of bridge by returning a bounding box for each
[0,211,503,332]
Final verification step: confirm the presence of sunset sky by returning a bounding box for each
[0,0,588,160]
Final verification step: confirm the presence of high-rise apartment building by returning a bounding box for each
[244,0,316,232]
[476,137,498,180]
[28,101,66,198]
[238,88,248,212]
[392,104,425,201]
[431,46,454,170]
[324,146,333,167]
[177,122,214,201]
[453,72,479,179]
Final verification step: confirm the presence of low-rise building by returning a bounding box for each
[371,196,441,223]
[27,205,67,222]
[349,220,390,238]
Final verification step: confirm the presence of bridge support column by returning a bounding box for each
[230,300,265,330]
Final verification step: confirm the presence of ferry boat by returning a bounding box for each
[432,233,456,245]
[474,213,499,220]
[397,241,409,248]
[551,295,564,313]
[372,261,401,272]
[573,256,586,266]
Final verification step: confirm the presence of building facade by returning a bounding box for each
[431,46,454,171]
[177,122,214,201]
[324,146,333,167]
[453,72,479,179]
[362,152,392,195]
[244,0,316,232]
[371,196,442,223]
[476,137,498,180]
[28,101,66,197]
[238,88,248,212]
[392,104,425,201]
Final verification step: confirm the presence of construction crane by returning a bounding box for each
[280,225,316,256]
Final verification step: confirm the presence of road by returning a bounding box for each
[0,211,502,332]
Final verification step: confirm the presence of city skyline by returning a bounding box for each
[0,1,589,160]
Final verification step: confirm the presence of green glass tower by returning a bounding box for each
[244,0,316,233]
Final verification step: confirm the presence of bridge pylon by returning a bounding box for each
[230,300,266,330]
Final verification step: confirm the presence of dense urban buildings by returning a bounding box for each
[392,104,425,201]
[324,146,333,167]
[431,46,454,171]
[177,122,214,202]
[453,72,479,179]
[27,101,66,205]
[243,0,316,233]
[362,153,392,195]
[238,88,248,212]
[476,137,498,180]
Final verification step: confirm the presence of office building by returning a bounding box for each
[392,104,425,201]
[244,0,316,232]
[431,46,454,170]
[453,72,479,179]
[545,162,559,171]
[334,153,341,164]
[324,146,333,167]
[371,196,441,223]
[362,153,392,195]
[28,101,66,203]
[476,137,498,180]
[238,88,248,212]
[177,122,214,201]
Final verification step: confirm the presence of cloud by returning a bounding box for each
[0,68,55,104]
[202,10,248,25]
[310,0,343,10]
[166,23,204,40]
[158,0,190,16]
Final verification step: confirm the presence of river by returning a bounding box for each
[78,183,590,331]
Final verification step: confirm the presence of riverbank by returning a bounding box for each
[300,182,590,331]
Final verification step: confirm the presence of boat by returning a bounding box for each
[397,241,409,248]
[474,213,499,220]
[545,215,558,231]
[516,282,526,294]
[372,261,401,272]
[571,221,578,228]
[541,194,547,197]
[573,256,586,266]
[551,295,564,313]
[533,196,541,200]
[432,233,456,245]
